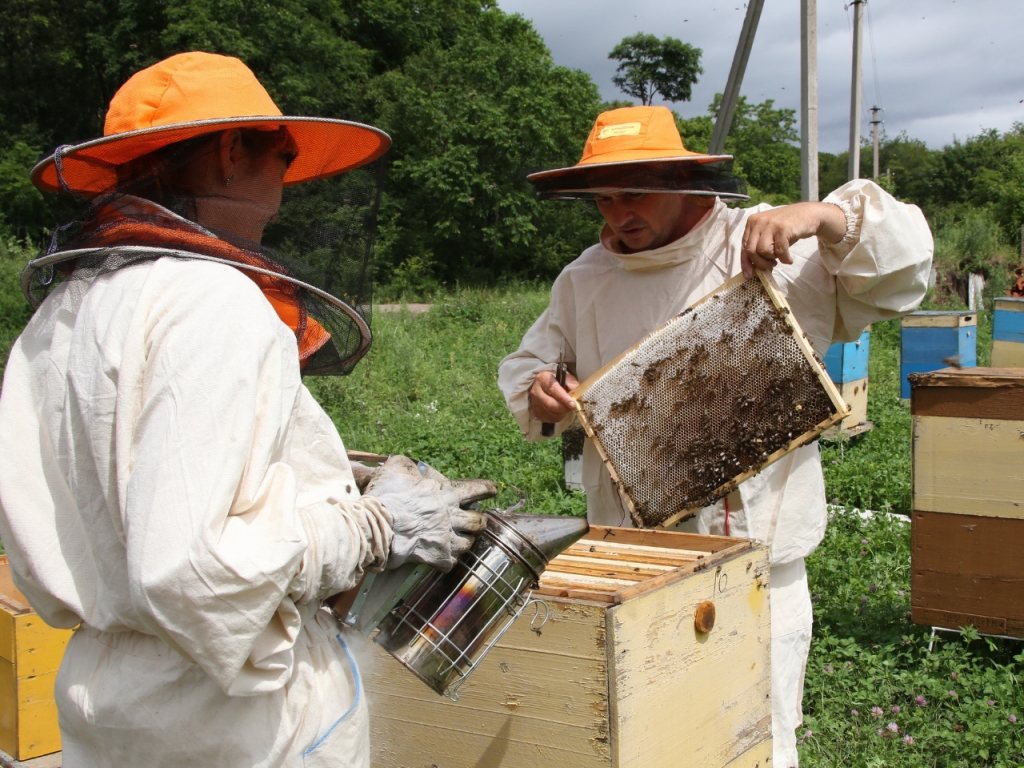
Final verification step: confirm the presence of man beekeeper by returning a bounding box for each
[498,105,933,766]
[0,52,494,767]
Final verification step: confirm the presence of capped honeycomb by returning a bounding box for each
[573,271,846,528]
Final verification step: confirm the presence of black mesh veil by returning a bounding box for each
[24,127,385,376]
[527,157,749,202]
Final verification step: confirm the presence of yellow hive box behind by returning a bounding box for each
[0,556,73,761]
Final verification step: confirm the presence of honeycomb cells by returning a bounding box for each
[577,277,841,527]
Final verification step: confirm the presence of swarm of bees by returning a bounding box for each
[574,275,844,528]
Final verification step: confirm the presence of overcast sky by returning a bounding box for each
[496,0,1024,155]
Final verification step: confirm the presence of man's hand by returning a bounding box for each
[740,202,848,278]
[529,369,581,424]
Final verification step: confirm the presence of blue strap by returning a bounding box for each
[302,633,364,757]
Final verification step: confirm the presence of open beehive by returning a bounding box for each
[573,270,847,528]
[364,527,772,768]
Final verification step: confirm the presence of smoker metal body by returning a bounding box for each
[346,508,589,700]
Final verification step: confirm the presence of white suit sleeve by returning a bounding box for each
[497,270,578,441]
[819,179,934,342]
[116,264,390,696]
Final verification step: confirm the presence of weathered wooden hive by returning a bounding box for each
[991,296,1024,368]
[365,527,772,768]
[909,367,1024,638]
[0,556,73,761]
[900,310,977,399]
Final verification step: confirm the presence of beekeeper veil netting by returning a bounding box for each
[24,126,385,376]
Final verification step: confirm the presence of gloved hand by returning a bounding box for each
[350,461,378,493]
[364,455,497,572]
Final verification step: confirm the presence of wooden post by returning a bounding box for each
[800,0,819,201]
[870,106,881,181]
[847,0,865,181]
[710,0,766,155]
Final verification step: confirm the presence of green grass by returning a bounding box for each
[306,287,587,517]
[808,307,1022,767]
[1,261,1021,764]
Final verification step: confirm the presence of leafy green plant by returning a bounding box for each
[608,33,703,106]
[305,284,587,516]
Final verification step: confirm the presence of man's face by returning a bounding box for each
[594,192,689,253]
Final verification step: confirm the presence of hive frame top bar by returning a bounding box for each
[571,270,847,529]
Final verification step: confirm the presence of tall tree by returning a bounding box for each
[677,95,800,202]
[370,8,602,283]
[608,33,702,106]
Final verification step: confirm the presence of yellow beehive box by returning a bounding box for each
[0,556,73,760]
[365,528,772,768]
[909,368,1024,637]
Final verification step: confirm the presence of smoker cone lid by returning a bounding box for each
[485,512,590,578]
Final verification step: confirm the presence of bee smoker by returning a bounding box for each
[344,502,589,701]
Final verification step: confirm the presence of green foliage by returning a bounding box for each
[717,95,800,202]
[368,8,602,286]
[0,0,603,285]
[931,205,1016,299]
[0,237,34,382]
[0,141,49,240]
[677,96,800,202]
[304,286,587,516]
[608,33,703,106]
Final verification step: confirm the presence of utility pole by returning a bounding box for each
[869,106,881,180]
[710,0,766,155]
[848,0,865,181]
[800,0,819,201]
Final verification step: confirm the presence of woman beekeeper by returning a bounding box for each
[0,51,492,767]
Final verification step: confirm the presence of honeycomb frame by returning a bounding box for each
[572,270,848,529]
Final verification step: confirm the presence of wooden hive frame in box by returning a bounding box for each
[364,527,773,768]
[571,270,848,529]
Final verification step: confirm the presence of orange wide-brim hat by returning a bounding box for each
[31,51,391,195]
[527,106,748,201]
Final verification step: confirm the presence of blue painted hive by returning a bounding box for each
[823,328,871,432]
[900,311,977,399]
[992,297,1024,368]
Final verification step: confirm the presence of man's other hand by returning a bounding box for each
[740,202,848,278]
[529,369,581,424]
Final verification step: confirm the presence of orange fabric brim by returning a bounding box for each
[527,152,732,183]
[31,116,391,195]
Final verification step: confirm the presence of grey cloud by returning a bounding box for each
[498,0,1024,152]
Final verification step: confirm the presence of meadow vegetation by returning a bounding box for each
[312,285,1023,766]
[1,1,1023,761]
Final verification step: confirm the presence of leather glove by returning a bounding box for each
[350,461,378,493]
[365,455,496,572]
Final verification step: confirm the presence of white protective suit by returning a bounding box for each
[498,180,933,766]
[0,257,395,767]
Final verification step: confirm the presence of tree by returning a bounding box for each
[609,34,702,106]
[0,0,603,279]
[677,95,800,202]
[369,8,602,284]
